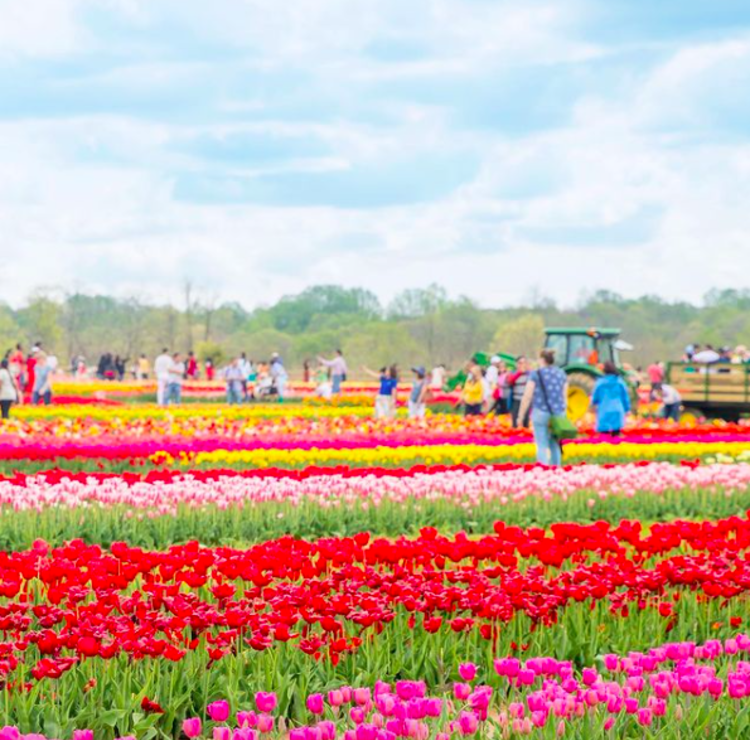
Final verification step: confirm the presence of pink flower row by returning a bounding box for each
[2,462,750,515]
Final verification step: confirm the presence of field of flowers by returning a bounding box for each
[1,401,750,739]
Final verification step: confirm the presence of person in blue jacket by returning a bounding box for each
[591,362,631,435]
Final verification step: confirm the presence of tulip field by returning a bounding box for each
[3,401,750,738]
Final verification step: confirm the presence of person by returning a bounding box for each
[658,384,682,421]
[114,355,127,382]
[224,358,244,404]
[734,345,750,364]
[693,345,720,364]
[430,364,447,392]
[647,361,664,401]
[314,364,332,400]
[591,362,631,436]
[518,349,568,466]
[166,352,185,405]
[270,354,288,402]
[205,357,215,381]
[32,353,53,406]
[303,359,311,383]
[186,351,198,380]
[0,358,20,419]
[239,353,251,401]
[362,365,398,418]
[318,350,348,394]
[46,352,59,374]
[457,364,484,416]
[507,356,531,428]
[137,354,151,380]
[8,344,24,390]
[408,366,429,418]
[25,349,37,395]
[491,360,510,415]
[154,348,172,406]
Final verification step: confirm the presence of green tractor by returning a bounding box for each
[446,327,637,420]
[543,327,637,420]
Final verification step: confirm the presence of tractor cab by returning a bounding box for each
[544,328,624,370]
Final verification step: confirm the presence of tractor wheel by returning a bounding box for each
[566,372,596,421]
[680,407,704,426]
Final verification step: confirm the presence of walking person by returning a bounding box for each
[9,344,24,390]
[318,350,348,394]
[647,361,664,401]
[508,356,531,427]
[657,384,682,422]
[270,353,288,402]
[408,366,429,419]
[31,353,53,406]
[154,348,172,406]
[591,362,631,436]
[0,358,21,419]
[224,358,244,404]
[518,349,569,466]
[456,363,485,416]
[166,352,185,405]
[137,353,151,380]
[362,365,398,418]
[186,351,198,380]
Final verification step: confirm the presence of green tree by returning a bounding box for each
[493,313,544,358]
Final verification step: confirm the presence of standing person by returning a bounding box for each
[408,366,429,419]
[508,356,531,428]
[518,349,568,466]
[32,353,53,406]
[270,353,288,402]
[205,357,215,381]
[224,358,244,404]
[491,360,510,415]
[314,363,332,400]
[137,353,151,380]
[0,358,20,419]
[154,348,172,406]
[25,349,37,395]
[362,365,398,418]
[456,364,484,416]
[430,364,447,392]
[186,351,198,380]
[658,384,682,421]
[318,350,348,395]
[114,355,127,382]
[303,359,311,383]
[591,362,631,436]
[239,353,251,401]
[166,352,185,405]
[8,344,24,391]
[647,361,664,401]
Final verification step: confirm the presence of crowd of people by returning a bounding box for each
[0,342,58,416]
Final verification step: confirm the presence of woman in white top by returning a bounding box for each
[0,358,20,419]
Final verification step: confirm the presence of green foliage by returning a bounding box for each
[5,285,750,371]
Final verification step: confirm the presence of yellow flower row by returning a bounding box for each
[157,440,750,468]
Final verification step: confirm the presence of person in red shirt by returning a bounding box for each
[25,352,37,394]
[186,351,198,379]
[647,361,664,401]
[205,358,215,381]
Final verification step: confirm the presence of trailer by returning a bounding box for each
[666,362,750,422]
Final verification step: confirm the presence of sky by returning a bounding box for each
[1,0,750,310]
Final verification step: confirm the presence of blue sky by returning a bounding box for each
[1,0,749,308]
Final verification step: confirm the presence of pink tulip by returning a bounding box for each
[458,712,478,736]
[458,663,477,682]
[255,692,277,713]
[307,694,325,715]
[256,715,274,734]
[207,702,230,723]
[213,728,231,740]
[453,683,472,701]
[183,719,203,738]
[237,712,257,728]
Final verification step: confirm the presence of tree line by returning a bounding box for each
[2,285,749,374]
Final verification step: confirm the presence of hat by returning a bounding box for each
[412,365,426,377]
[490,355,501,364]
